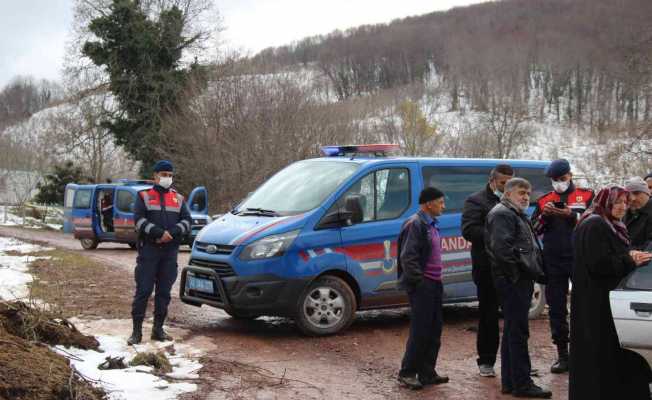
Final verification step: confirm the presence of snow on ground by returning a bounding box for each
[0,236,52,300]
[0,237,207,400]
[0,205,63,230]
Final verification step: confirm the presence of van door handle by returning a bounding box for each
[631,302,652,317]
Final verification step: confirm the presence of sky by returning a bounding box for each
[0,0,486,89]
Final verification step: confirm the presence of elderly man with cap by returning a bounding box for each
[624,177,652,251]
[531,159,594,374]
[397,187,450,390]
[127,160,192,345]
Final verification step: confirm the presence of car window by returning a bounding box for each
[116,190,135,213]
[623,265,652,291]
[191,190,207,212]
[329,168,411,223]
[422,166,492,213]
[64,187,75,208]
[73,189,92,209]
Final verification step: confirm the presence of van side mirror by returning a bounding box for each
[317,210,353,229]
[344,195,364,224]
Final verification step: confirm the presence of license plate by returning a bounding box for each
[187,275,214,294]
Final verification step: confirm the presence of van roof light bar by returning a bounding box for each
[320,144,399,158]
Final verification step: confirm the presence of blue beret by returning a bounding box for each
[545,159,571,178]
[153,160,174,172]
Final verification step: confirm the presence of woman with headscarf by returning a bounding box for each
[569,186,652,400]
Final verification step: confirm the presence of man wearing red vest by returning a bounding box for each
[532,159,594,373]
[128,160,191,345]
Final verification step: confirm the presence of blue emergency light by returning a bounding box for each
[320,144,400,157]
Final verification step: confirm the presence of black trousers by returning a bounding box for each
[131,244,179,320]
[473,265,500,366]
[545,261,572,347]
[495,277,534,390]
[400,279,443,378]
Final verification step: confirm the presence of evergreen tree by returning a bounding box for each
[34,161,86,205]
[82,0,202,175]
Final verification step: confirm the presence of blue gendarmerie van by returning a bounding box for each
[180,145,551,335]
[64,179,210,250]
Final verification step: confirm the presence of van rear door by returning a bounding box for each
[70,186,95,240]
[63,184,78,234]
[114,187,138,242]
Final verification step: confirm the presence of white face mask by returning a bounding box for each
[552,180,570,194]
[493,189,503,198]
[158,176,173,189]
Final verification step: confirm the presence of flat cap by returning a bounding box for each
[545,159,571,178]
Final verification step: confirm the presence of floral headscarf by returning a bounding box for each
[579,186,630,245]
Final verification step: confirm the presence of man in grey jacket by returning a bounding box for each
[486,178,551,398]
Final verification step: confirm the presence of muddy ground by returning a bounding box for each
[0,226,568,399]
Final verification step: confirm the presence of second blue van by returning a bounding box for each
[180,145,551,335]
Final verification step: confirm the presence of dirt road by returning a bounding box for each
[0,226,568,399]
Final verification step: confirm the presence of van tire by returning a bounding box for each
[528,283,546,319]
[295,275,357,336]
[80,238,98,250]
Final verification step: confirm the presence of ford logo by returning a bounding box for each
[205,245,218,254]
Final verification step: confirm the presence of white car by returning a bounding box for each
[610,262,652,369]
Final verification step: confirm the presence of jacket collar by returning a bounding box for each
[417,209,438,227]
[485,183,500,201]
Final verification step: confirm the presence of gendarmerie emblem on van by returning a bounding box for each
[205,245,218,254]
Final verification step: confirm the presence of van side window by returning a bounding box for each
[116,190,135,213]
[422,166,492,213]
[64,188,75,208]
[330,168,411,223]
[191,190,207,212]
[73,190,92,209]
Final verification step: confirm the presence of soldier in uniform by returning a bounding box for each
[127,160,191,345]
[531,159,594,373]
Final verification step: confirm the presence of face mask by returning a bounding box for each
[493,189,503,198]
[552,180,570,194]
[159,176,173,189]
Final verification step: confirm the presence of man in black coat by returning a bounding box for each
[486,178,551,398]
[397,187,450,390]
[461,163,513,377]
[624,177,652,250]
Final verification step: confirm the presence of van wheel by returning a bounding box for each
[528,283,546,319]
[296,275,357,336]
[80,238,98,250]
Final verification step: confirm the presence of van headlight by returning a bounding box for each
[240,230,300,260]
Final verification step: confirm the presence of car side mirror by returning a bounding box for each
[317,210,353,229]
[344,195,364,224]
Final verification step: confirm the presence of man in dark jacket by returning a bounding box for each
[462,163,513,377]
[397,187,449,390]
[624,177,652,250]
[531,159,593,373]
[486,178,551,398]
[128,160,192,345]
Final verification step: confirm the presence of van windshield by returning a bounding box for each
[236,160,360,216]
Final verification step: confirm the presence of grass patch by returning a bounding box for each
[130,351,173,374]
[26,249,134,319]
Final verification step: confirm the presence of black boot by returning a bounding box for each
[151,315,173,341]
[127,318,143,345]
[550,344,569,373]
